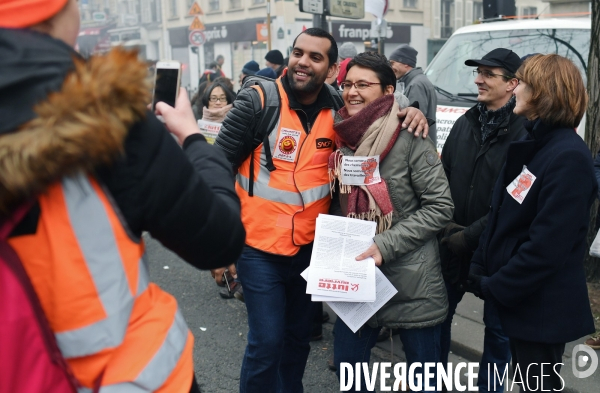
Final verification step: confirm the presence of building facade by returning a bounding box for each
[78,1,435,91]
[166,0,434,91]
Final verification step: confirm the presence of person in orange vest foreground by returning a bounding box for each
[217,28,430,392]
[0,1,245,392]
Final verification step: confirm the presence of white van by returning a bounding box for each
[425,18,591,152]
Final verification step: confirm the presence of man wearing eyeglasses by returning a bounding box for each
[439,48,527,393]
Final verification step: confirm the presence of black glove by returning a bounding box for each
[441,222,465,238]
[441,230,470,257]
[460,274,484,299]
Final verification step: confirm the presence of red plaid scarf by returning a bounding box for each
[328,94,402,234]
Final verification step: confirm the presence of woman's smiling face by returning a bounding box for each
[342,66,393,117]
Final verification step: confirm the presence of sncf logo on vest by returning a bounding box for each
[316,138,333,149]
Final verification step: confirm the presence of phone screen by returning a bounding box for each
[153,68,179,109]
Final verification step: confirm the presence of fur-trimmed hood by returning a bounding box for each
[0,29,151,215]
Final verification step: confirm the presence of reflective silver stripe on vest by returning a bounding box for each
[300,183,331,203]
[60,174,189,390]
[57,174,134,358]
[77,310,189,393]
[237,171,303,205]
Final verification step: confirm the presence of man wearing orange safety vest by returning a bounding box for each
[211,28,430,392]
[0,1,245,392]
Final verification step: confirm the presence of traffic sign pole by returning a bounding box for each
[267,0,272,50]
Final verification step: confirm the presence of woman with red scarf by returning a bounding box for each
[329,52,454,392]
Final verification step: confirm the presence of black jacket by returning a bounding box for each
[472,120,596,343]
[440,104,526,283]
[442,105,527,247]
[0,29,244,270]
[215,74,342,171]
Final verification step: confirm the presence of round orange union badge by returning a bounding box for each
[279,136,297,155]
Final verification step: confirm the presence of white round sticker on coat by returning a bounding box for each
[273,128,302,162]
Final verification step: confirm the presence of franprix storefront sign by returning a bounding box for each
[331,21,411,44]
[170,18,264,47]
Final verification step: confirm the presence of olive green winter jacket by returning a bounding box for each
[367,130,453,329]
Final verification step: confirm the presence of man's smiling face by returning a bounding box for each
[286,33,336,102]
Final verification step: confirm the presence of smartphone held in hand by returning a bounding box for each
[152,61,181,111]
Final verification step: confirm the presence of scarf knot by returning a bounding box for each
[477,96,515,142]
[329,95,401,234]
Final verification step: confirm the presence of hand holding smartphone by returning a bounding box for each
[152,61,181,115]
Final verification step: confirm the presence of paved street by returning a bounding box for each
[146,235,341,392]
[146,235,600,392]
[145,234,471,392]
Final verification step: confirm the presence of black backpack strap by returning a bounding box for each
[242,76,282,196]
[256,80,279,172]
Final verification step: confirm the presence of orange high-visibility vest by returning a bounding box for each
[8,173,194,392]
[236,79,336,256]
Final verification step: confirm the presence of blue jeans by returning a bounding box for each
[237,245,314,393]
[440,281,511,393]
[334,318,442,392]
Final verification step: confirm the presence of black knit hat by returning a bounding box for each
[265,50,284,66]
[389,44,417,68]
[242,60,259,76]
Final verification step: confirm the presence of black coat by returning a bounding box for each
[472,120,596,343]
[440,105,526,283]
[442,105,527,247]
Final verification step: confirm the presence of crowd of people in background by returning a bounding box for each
[167,36,598,393]
[1,1,598,392]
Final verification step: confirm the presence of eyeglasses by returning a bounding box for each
[473,69,513,80]
[209,96,227,103]
[341,81,381,90]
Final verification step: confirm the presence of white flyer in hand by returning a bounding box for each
[341,156,381,186]
[306,214,377,302]
[197,120,222,145]
[301,267,398,333]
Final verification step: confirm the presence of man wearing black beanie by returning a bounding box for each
[389,44,438,146]
[265,49,285,77]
